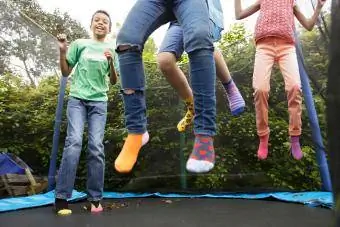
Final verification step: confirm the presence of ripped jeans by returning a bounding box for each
[116,0,217,136]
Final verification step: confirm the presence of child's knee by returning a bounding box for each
[121,89,145,98]
[291,84,301,91]
[254,87,269,95]
[116,29,143,52]
[157,53,176,72]
[253,88,269,100]
[120,89,146,109]
[184,27,213,53]
[64,135,82,151]
[286,84,301,93]
[287,85,302,99]
[116,28,143,53]
[191,26,210,43]
[122,89,136,95]
[116,44,141,53]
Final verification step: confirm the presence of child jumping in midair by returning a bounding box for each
[157,19,245,133]
[235,0,326,160]
[54,10,119,215]
[114,0,220,174]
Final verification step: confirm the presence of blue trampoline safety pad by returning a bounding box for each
[0,191,333,212]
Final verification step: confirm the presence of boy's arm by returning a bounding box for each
[109,59,118,85]
[59,51,73,77]
[106,50,119,85]
[57,34,78,77]
[234,0,261,20]
[294,0,326,31]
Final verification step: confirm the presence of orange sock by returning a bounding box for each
[114,134,143,173]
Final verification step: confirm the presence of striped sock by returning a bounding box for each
[223,79,245,116]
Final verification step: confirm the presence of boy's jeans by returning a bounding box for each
[55,97,107,201]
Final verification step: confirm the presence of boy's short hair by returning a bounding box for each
[91,10,112,30]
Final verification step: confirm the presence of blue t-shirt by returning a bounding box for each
[169,0,224,42]
[207,0,224,42]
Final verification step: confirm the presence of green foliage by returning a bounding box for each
[0,73,62,173]
[143,38,158,62]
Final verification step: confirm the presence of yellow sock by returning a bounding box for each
[114,134,143,173]
[177,97,194,132]
[57,209,72,216]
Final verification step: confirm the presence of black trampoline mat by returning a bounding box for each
[0,198,333,227]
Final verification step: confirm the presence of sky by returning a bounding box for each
[36,0,331,47]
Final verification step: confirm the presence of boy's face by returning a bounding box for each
[91,13,110,37]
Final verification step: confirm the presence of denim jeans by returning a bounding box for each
[116,0,217,136]
[55,97,107,201]
[158,21,185,59]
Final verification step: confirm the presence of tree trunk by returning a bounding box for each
[22,59,36,87]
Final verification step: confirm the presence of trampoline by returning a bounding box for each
[0,198,333,227]
[0,0,338,226]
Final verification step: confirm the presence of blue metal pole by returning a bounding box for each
[294,32,332,192]
[180,132,187,189]
[47,76,68,191]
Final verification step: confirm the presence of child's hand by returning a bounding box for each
[57,34,67,53]
[317,0,326,8]
[104,50,113,62]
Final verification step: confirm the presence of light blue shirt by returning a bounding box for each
[207,0,224,42]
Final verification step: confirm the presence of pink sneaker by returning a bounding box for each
[90,203,103,213]
[83,201,103,213]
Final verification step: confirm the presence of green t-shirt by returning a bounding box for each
[66,38,120,102]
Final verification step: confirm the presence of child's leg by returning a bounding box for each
[54,97,87,215]
[158,52,194,132]
[173,0,216,173]
[114,0,170,173]
[85,100,107,213]
[277,44,303,160]
[157,21,194,132]
[214,48,245,116]
[252,42,275,160]
[157,52,192,101]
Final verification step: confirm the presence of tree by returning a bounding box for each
[298,12,331,101]
[9,0,89,41]
[143,37,157,62]
[0,0,88,86]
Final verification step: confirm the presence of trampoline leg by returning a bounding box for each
[180,132,187,189]
[47,76,68,191]
[295,32,332,192]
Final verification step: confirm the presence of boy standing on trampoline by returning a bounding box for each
[234,0,326,160]
[54,10,119,215]
[114,0,218,174]
[157,4,245,133]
